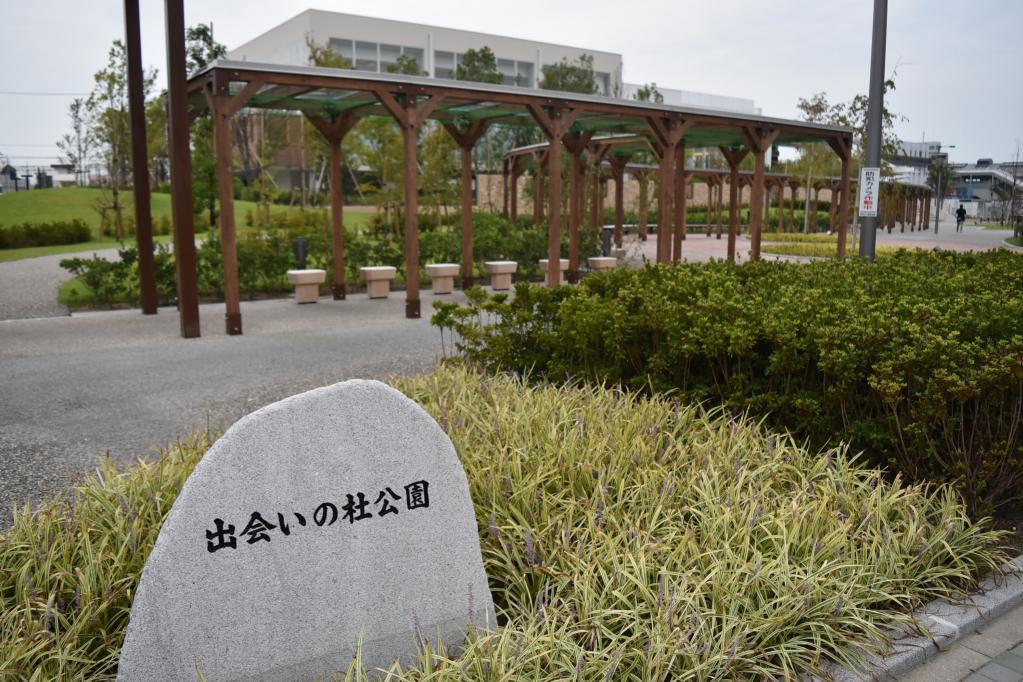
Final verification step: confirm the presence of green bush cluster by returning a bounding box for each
[61,211,602,306]
[0,219,92,249]
[433,251,1023,515]
[0,368,1007,679]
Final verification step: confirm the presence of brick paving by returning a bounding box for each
[901,606,1023,681]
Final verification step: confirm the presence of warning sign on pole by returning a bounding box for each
[858,167,880,217]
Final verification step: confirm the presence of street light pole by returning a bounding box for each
[859,0,887,260]
[932,145,955,234]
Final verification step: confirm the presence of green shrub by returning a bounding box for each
[433,252,1023,515]
[0,219,92,249]
[0,368,1007,679]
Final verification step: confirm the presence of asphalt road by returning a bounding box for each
[0,294,457,528]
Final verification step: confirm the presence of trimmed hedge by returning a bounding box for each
[0,219,91,249]
[59,211,601,305]
[433,251,1023,516]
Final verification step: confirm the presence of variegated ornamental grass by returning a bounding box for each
[0,368,1008,680]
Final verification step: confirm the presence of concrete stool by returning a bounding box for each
[538,258,570,286]
[286,269,326,304]
[588,256,617,272]
[426,263,459,294]
[360,266,397,299]
[484,261,518,291]
[611,248,628,264]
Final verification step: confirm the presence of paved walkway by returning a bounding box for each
[0,293,460,528]
[901,606,1023,681]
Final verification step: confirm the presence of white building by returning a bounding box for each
[228,10,758,114]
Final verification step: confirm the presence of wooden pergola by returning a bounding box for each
[502,136,870,266]
[166,60,855,338]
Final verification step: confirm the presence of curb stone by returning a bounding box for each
[810,555,1023,681]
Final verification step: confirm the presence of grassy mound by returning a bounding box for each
[0,368,1007,679]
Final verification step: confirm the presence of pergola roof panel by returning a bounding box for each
[189,60,853,151]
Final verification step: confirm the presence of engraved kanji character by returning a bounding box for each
[405,480,430,510]
[239,512,276,544]
[314,502,337,527]
[277,513,291,536]
[205,518,236,553]
[375,488,400,516]
[342,493,372,524]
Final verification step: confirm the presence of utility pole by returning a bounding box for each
[859,0,886,260]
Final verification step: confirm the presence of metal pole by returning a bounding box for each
[858,0,887,260]
[165,0,200,337]
[124,0,157,315]
[933,155,942,233]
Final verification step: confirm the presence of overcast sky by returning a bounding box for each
[2,1,1020,170]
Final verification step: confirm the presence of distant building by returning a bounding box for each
[227,10,761,192]
[892,140,942,186]
[952,158,1023,221]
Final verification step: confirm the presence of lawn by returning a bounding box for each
[0,367,1006,679]
[0,187,374,262]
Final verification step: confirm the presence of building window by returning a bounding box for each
[328,38,354,63]
[517,61,534,87]
[355,40,377,71]
[435,50,455,79]
[595,72,610,95]
[403,47,424,72]
[498,58,516,86]
[379,43,401,72]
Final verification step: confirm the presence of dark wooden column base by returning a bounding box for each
[405,300,421,319]
[461,276,474,290]
[332,283,346,300]
[226,313,242,336]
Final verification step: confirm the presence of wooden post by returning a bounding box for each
[829,183,838,233]
[789,182,798,233]
[377,90,445,318]
[719,146,749,263]
[125,0,157,315]
[527,104,580,287]
[510,156,522,223]
[306,112,357,300]
[648,117,689,264]
[638,170,649,241]
[165,0,199,338]
[673,142,687,262]
[211,93,242,334]
[742,126,779,262]
[443,121,488,289]
[716,177,724,239]
[826,135,853,259]
[837,155,851,259]
[501,157,509,218]
[562,132,593,283]
[610,155,629,249]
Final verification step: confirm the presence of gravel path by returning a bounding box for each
[0,247,120,321]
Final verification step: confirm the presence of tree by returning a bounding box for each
[387,54,422,76]
[927,154,954,231]
[455,47,502,84]
[57,98,93,186]
[540,55,597,94]
[185,24,227,229]
[633,83,663,104]
[795,79,903,173]
[87,40,155,238]
[145,94,168,187]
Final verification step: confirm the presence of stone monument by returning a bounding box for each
[117,380,494,681]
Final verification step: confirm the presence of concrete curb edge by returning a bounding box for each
[819,554,1023,681]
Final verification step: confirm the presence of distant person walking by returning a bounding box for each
[955,204,967,232]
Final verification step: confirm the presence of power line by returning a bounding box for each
[0,91,90,97]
